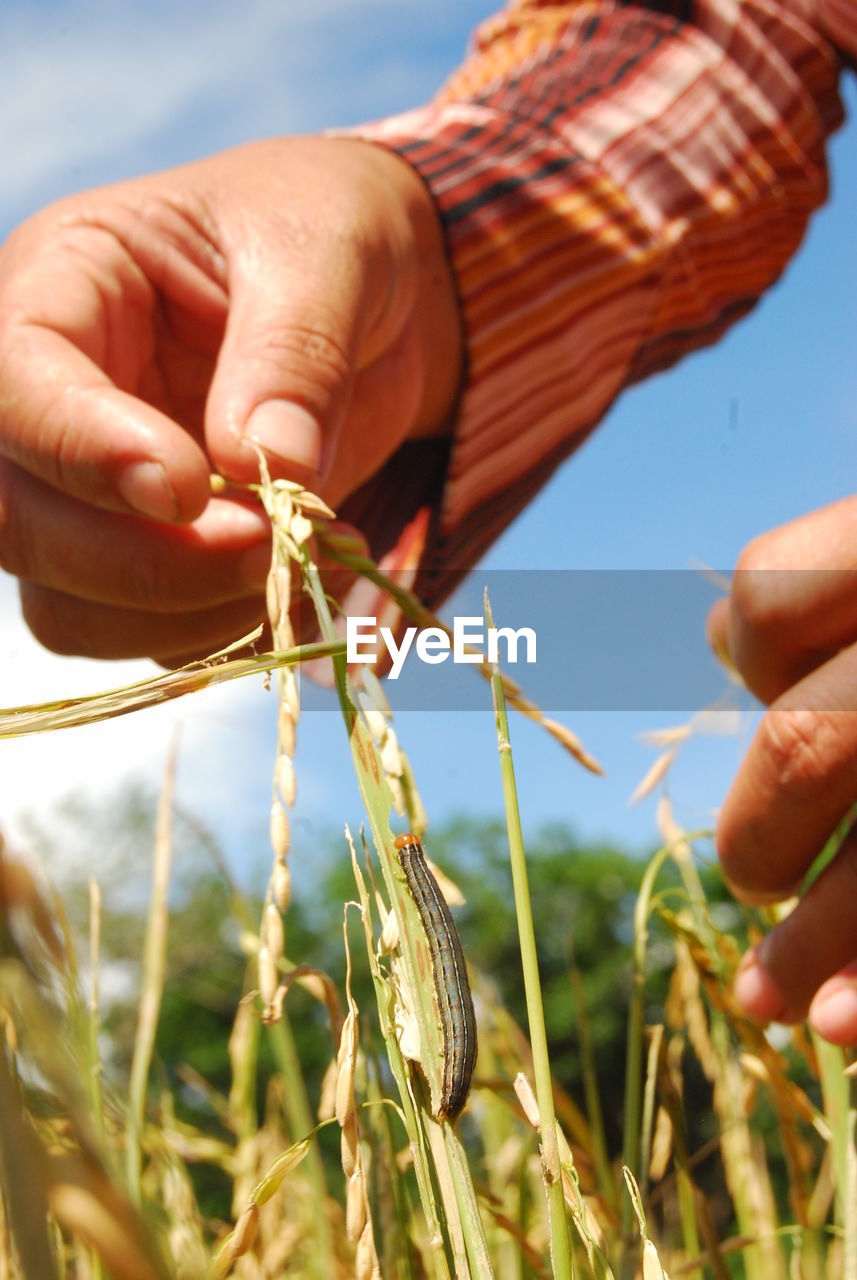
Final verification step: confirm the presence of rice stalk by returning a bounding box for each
[639,1024,664,1203]
[0,1173,12,1280]
[4,468,854,1277]
[464,978,540,1269]
[47,1147,168,1280]
[658,881,790,1279]
[149,1139,218,1262]
[209,1135,315,1279]
[256,452,302,1015]
[334,909,381,1275]
[87,879,105,1148]
[655,1035,701,1268]
[0,956,171,1279]
[358,1070,419,1280]
[0,1043,60,1280]
[126,737,177,1207]
[656,868,789,1278]
[844,1108,857,1280]
[257,1005,340,1276]
[85,877,106,1280]
[238,469,352,1276]
[515,1075,616,1280]
[812,1032,852,1232]
[279,501,493,1274]
[1,833,165,1276]
[621,843,671,1273]
[180,807,336,1272]
[485,589,572,1280]
[623,1166,670,1280]
[0,637,344,739]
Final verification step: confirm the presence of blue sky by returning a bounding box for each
[0,1,855,886]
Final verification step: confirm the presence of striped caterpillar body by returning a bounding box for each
[393,833,477,1122]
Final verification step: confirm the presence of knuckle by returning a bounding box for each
[38,395,82,494]
[263,322,351,386]
[755,706,835,796]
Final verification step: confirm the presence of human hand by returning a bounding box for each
[708,496,857,1045]
[0,138,462,663]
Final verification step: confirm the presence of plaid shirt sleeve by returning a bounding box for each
[338,0,853,609]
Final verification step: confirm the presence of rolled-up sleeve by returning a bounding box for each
[341,0,852,606]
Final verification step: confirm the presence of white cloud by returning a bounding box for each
[1,1,305,212]
[0,0,481,226]
[0,574,273,852]
[0,572,370,899]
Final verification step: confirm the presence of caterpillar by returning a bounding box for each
[393,833,477,1122]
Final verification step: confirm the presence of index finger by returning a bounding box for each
[1,327,210,520]
[0,226,211,521]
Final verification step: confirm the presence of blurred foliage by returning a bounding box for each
[3,786,852,1277]
[22,793,743,1210]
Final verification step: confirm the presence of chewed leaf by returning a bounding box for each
[395,1005,422,1064]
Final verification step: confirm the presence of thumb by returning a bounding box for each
[205,237,374,488]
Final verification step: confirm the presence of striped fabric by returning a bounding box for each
[341,0,855,608]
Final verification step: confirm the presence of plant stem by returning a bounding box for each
[266,1018,337,1278]
[485,591,572,1280]
[126,739,176,1206]
[620,845,670,1277]
[302,554,493,1276]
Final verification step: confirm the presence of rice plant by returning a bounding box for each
[0,476,853,1278]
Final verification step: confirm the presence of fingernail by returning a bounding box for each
[245,401,322,474]
[809,980,857,1039]
[118,460,178,521]
[734,948,787,1023]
